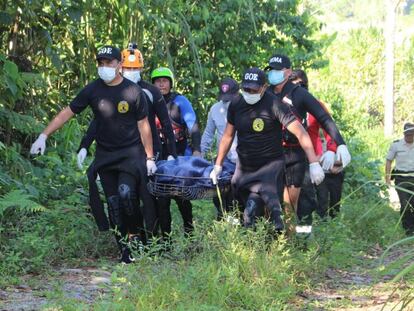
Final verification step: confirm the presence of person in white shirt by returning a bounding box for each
[385,122,414,235]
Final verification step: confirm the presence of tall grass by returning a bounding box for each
[88,186,403,310]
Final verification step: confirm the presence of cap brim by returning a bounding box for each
[404,129,414,134]
[96,55,116,61]
[241,82,262,91]
[219,93,238,102]
[264,64,283,71]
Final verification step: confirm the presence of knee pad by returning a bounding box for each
[107,195,122,228]
[118,184,139,216]
[267,200,284,231]
[267,198,282,215]
[244,198,258,227]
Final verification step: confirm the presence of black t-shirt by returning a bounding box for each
[227,90,296,168]
[70,78,148,151]
[270,81,346,146]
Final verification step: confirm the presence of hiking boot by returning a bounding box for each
[120,247,135,264]
[272,212,285,233]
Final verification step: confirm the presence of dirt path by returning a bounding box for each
[298,244,414,310]
[1,243,413,310]
[0,267,112,310]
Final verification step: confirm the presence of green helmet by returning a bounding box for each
[151,67,174,87]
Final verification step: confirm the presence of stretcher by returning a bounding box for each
[147,156,235,200]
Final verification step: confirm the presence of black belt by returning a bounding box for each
[393,170,414,174]
[392,169,414,180]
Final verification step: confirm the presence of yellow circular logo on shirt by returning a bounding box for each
[252,118,264,132]
[118,101,129,113]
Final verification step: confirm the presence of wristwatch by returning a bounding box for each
[146,156,156,161]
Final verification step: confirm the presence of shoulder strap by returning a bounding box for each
[142,88,153,104]
[164,91,180,105]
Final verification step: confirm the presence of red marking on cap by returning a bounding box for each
[221,84,229,93]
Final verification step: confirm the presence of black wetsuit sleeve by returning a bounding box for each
[189,121,201,153]
[135,87,148,120]
[153,89,177,157]
[300,89,346,145]
[77,119,97,153]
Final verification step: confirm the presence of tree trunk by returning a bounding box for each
[384,0,396,137]
[384,0,402,137]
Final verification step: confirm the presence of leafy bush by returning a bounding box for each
[0,193,113,277]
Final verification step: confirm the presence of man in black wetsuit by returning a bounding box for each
[265,54,351,214]
[210,67,324,232]
[151,67,202,239]
[30,45,155,264]
[76,44,177,245]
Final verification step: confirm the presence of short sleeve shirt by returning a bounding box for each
[386,139,414,171]
[227,90,296,168]
[70,78,147,151]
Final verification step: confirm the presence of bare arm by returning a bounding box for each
[385,159,393,185]
[286,120,319,164]
[138,117,154,158]
[43,107,75,136]
[215,123,235,166]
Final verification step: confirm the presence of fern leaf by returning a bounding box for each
[0,190,46,216]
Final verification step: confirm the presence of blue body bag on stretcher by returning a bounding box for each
[147,156,235,200]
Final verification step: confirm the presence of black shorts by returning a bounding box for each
[284,147,306,187]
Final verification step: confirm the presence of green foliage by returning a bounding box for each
[0,0,325,281]
[309,5,414,131]
[310,27,385,124]
[86,192,402,309]
[0,189,46,216]
[1,0,323,130]
[0,2,412,307]
[0,194,113,276]
[94,221,312,310]
[0,53,25,108]
[379,236,414,282]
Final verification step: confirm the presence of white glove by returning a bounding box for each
[167,155,175,161]
[77,148,87,169]
[30,133,48,155]
[320,150,335,171]
[309,162,325,185]
[146,159,157,176]
[210,165,222,185]
[336,144,351,168]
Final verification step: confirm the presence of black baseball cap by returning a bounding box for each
[219,78,239,101]
[96,45,122,61]
[265,54,291,70]
[241,67,266,91]
[404,122,414,134]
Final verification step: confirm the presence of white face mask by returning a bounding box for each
[98,66,117,83]
[123,70,141,83]
[241,90,262,105]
